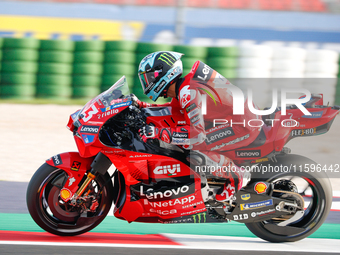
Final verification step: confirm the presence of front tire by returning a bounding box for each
[245,154,332,242]
[26,163,114,236]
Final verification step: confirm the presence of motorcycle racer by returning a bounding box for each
[136,51,257,201]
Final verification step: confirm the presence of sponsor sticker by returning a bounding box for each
[252,158,269,163]
[206,127,235,145]
[172,132,189,138]
[172,138,190,145]
[191,212,207,223]
[52,154,63,166]
[82,134,95,144]
[139,184,194,201]
[233,214,249,221]
[211,134,250,151]
[129,154,152,158]
[71,161,81,171]
[254,182,268,194]
[145,82,156,94]
[251,208,276,217]
[150,208,177,216]
[290,128,316,137]
[80,125,100,134]
[193,62,213,82]
[68,177,76,187]
[167,66,179,79]
[154,80,167,93]
[241,194,251,201]
[190,115,200,124]
[100,101,132,112]
[302,111,323,118]
[148,195,196,208]
[186,103,197,113]
[236,150,261,158]
[240,199,273,211]
[154,164,181,175]
[188,108,200,119]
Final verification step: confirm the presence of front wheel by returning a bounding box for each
[26,163,114,236]
[245,154,332,242]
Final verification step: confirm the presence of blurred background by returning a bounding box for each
[0,0,340,107]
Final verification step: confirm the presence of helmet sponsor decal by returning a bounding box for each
[157,52,177,66]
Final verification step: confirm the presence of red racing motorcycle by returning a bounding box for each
[26,76,339,242]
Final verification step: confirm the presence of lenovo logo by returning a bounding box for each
[236,150,261,158]
[80,125,99,134]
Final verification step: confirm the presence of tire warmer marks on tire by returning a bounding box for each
[0,230,181,246]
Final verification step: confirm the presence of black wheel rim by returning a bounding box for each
[36,169,108,233]
[258,174,327,238]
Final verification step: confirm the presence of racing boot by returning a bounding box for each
[215,179,236,202]
[189,150,251,202]
[212,156,251,202]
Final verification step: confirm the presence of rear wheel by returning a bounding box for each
[26,163,114,236]
[245,154,332,242]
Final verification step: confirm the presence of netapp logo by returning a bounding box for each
[236,150,261,158]
[80,125,100,134]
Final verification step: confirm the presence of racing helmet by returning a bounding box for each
[138,51,183,101]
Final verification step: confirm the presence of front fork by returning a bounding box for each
[46,152,112,202]
[74,153,112,197]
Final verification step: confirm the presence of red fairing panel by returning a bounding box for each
[111,153,207,223]
[46,152,95,201]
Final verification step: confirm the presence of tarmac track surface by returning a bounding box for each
[0,245,337,255]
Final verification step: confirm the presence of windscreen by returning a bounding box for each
[75,76,131,123]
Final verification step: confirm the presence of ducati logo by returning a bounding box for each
[153,164,181,175]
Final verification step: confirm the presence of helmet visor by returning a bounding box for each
[138,71,149,91]
[138,69,161,94]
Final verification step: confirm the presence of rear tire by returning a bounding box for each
[245,154,332,242]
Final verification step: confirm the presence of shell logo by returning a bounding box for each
[60,188,72,201]
[254,182,267,194]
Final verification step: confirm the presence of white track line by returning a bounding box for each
[162,234,340,253]
[333,191,340,198]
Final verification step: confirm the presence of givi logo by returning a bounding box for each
[153,164,181,175]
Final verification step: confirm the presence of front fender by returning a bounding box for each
[46,152,95,200]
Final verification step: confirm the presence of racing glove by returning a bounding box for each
[129,94,158,109]
[140,125,190,145]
